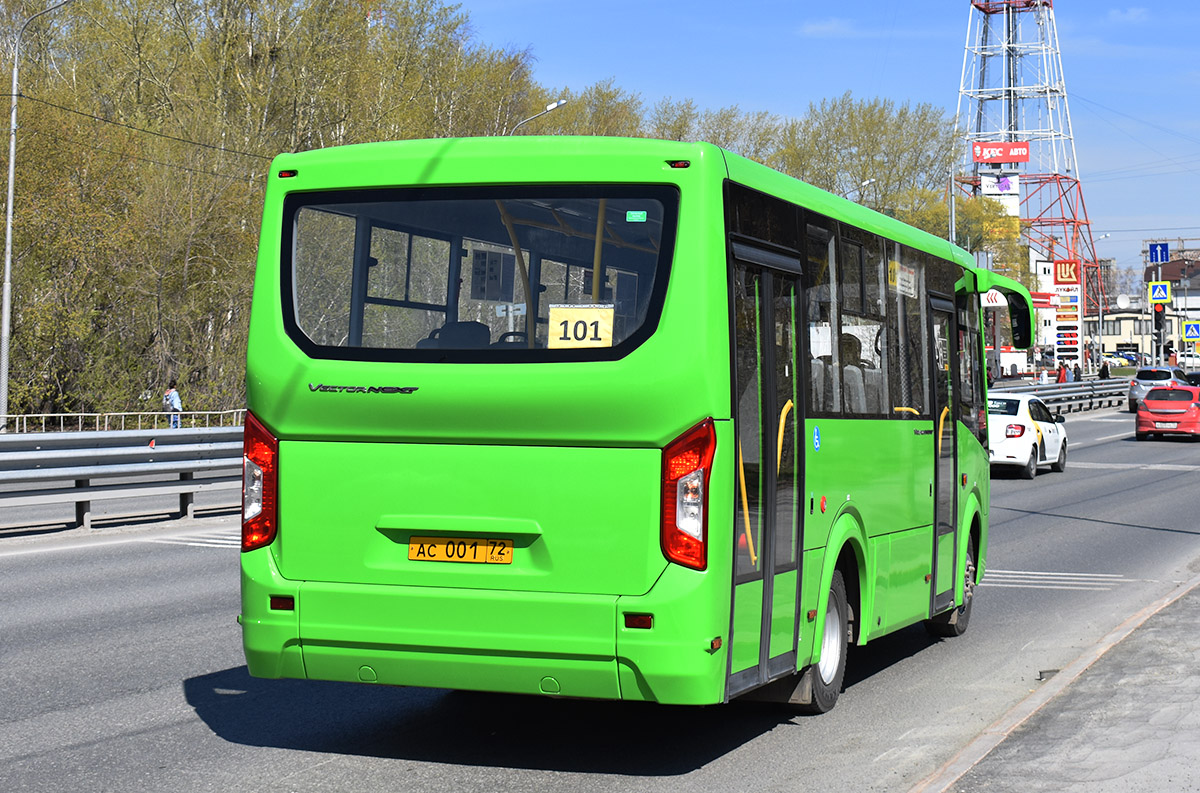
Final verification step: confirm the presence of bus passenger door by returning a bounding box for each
[727,247,804,697]
[929,300,958,613]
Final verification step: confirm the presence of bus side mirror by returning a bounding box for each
[1007,294,1033,348]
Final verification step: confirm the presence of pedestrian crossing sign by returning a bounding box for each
[1185,323,1200,342]
[1148,281,1172,304]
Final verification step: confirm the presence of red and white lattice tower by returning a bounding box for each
[956,0,1103,367]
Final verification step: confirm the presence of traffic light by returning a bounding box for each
[1154,303,1165,333]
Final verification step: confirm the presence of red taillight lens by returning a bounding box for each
[661,419,716,571]
[242,411,279,552]
[1005,424,1025,438]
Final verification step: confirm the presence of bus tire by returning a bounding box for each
[797,569,848,714]
[925,534,976,638]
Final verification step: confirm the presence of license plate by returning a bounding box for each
[1155,422,1178,429]
[408,536,513,564]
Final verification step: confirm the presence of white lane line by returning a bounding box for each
[143,530,240,548]
[1068,461,1200,471]
[982,569,1128,591]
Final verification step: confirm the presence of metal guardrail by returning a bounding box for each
[989,378,1128,413]
[1,410,245,434]
[0,426,242,529]
[0,382,1124,533]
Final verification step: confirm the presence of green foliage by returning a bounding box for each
[1,2,972,415]
[770,92,958,202]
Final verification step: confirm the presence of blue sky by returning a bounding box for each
[461,0,1200,288]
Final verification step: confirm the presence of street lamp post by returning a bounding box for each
[1094,232,1110,373]
[1,0,74,428]
[509,99,566,135]
[850,178,875,204]
[1183,262,1193,359]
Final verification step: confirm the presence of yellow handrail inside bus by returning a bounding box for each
[494,200,536,348]
[937,406,951,456]
[777,399,793,469]
[737,441,758,567]
[591,199,607,301]
[893,406,919,415]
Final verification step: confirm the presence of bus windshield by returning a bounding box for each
[283,186,678,360]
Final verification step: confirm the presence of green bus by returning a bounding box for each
[240,136,1033,712]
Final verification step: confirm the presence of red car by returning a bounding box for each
[1136,384,1200,440]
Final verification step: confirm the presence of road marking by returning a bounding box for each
[983,569,1127,591]
[1068,460,1200,471]
[142,528,240,549]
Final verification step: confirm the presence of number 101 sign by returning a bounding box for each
[548,304,615,349]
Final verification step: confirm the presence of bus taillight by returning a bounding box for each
[242,411,279,552]
[661,419,715,571]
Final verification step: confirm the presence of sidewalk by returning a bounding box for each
[917,573,1200,792]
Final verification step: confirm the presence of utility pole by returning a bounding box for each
[1,0,75,429]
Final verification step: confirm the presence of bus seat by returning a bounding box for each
[435,321,491,349]
[844,365,867,414]
[415,328,441,349]
[810,359,826,412]
[862,367,883,415]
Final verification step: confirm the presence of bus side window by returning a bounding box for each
[838,228,888,417]
[365,228,450,349]
[887,244,928,418]
[957,290,986,444]
[805,214,839,416]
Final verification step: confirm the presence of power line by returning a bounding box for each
[1074,93,1200,149]
[1095,226,1200,234]
[11,93,272,161]
[26,127,248,181]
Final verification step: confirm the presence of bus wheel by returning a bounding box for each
[798,569,848,714]
[925,535,976,638]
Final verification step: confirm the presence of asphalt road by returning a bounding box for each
[1,406,1197,792]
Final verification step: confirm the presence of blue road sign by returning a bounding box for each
[1185,323,1200,342]
[1149,282,1171,303]
[1150,242,1169,263]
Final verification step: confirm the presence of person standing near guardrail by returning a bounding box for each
[1073,364,1082,382]
[163,380,182,428]
[1057,365,1068,384]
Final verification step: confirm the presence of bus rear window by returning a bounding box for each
[282,186,678,361]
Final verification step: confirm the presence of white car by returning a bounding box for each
[987,393,1068,479]
[1174,352,1200,368]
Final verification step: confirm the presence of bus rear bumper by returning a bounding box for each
[241,548,727,704]
[295,579,622,699]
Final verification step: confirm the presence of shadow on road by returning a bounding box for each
[184,666,798,775]
[844,622,943,689]
[0,505,238,539]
